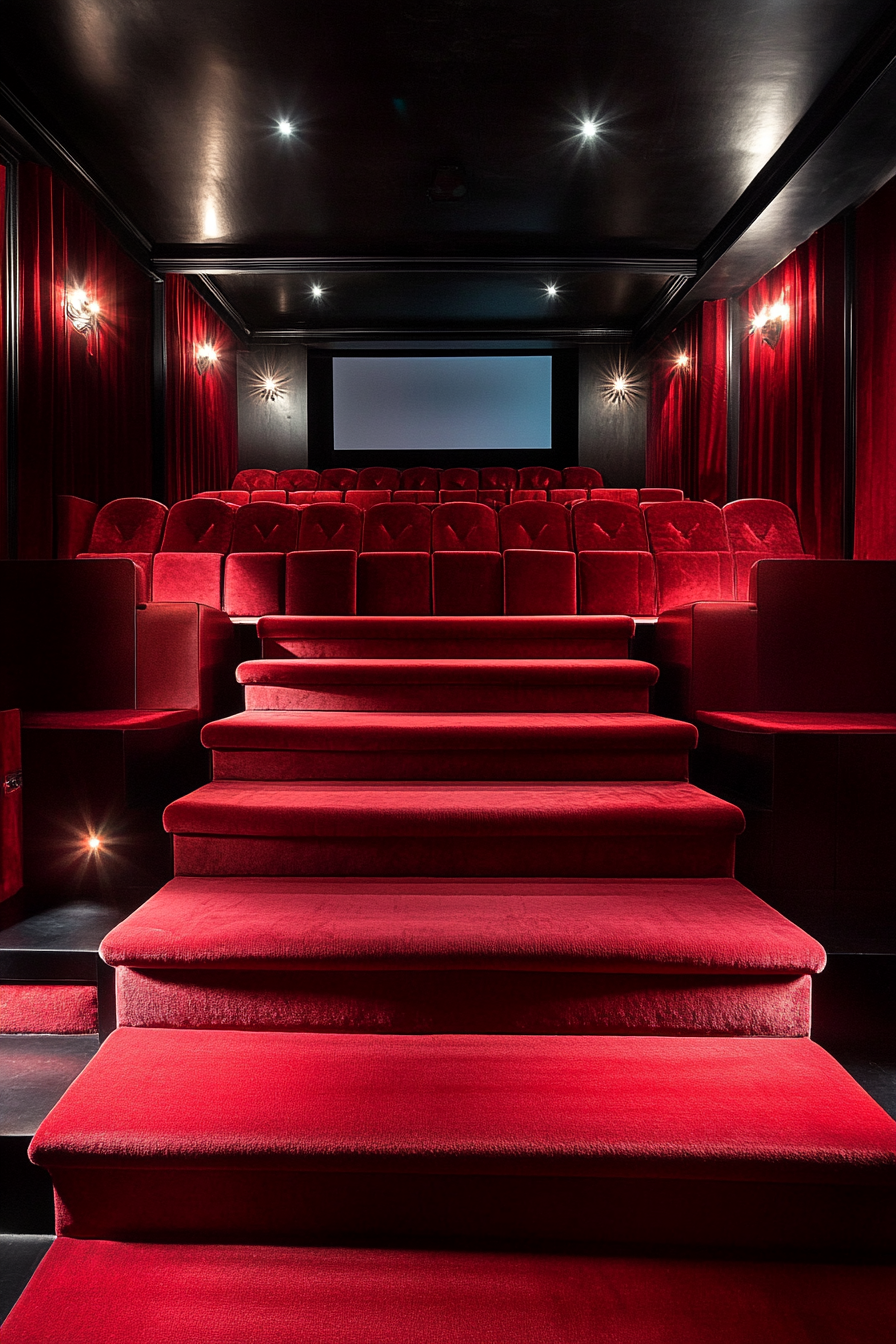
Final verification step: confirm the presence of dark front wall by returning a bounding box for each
[578,346,648,488]
[237,346,308,471]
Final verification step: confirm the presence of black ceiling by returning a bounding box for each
[2,0,896,343]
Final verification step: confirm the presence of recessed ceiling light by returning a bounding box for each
[277,119,295,136]
[579,118,600,140]
[544,283,559,299]
[310,283,324,300]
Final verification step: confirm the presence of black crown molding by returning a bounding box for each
[151,251,696,277]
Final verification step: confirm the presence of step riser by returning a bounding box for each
[244,686,651,712]
[173,835,737,879]
[211,748,690,782]
[115,967,811,1036]
[263,636,633,659]
[49,1167,895,1253]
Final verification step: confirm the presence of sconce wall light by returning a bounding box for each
[674,352,690,369]
[750,299,789,349]
[195,342,219,374]
[250,366,290,402]
[65,287,101,338]
[604,372,631,404]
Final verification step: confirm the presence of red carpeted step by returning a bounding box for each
[237,659,657,711]
[30,1029,896,1250]
[101,875,823,1036]
[203,711,698,781]
[0,984,97,1033]
[259,613,635,660]
[5,1239,895,1344]
[163,779,744,878]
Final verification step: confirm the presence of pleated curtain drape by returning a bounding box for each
[646,299,727,504]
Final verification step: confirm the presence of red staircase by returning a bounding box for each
[4,615,895,1340]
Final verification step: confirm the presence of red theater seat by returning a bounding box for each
[431,502,502,615]
[358,503,432,615]
[480,466,518,490]
[276,469,319,491]
[510,489,547,502]
[439,488,478,502]
[550,489,587,506]
[250,489,287,503]
[644,501,734,610]
[400,467,440,490]
[319,467,358,490]
[77,497,167,603]
[56,495,98,559]
[152,498,236,608]
[563,466,604,488]
[288,490,344,505]
[477,489,506,506]
[574,500,657,617]
[223,503,300,617]
[231,469,277,492]
[499,501,576,614]
[641,487,686,502]
[722,498,810,598]
[591,488,640,506]
[518,465,563,491]
[357,466,401,490]
[393,490,438,504]
[285,503,362,615]
[439,467,479,490]
[344,489,392,509]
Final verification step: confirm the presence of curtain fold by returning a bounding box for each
[645,300,727,503]
[164,275,241,503]
[855,174,896,560]
[17,163,153,558]
[738,224,844,558]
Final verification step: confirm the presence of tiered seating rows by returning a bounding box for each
[199,486,683,506]
[75,497,810,615]
[232,466,614,492]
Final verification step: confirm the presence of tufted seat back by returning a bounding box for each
[400,467,441,490]
[87,498,167,554]
[160,499,236,553]
[361,503,432,553]
[563,466,604,489]
[643,501,730,552]
[230,503,299,554]
[297,503,363,552]
[439,468,479,490]
[480,467,518,490]
[319,468,358,490]
[232,469,277,492]
[573,501,649,553]
[518,466,563,491]
[357,466,401,490]
[432,502,500,552]
[498,501,572,551]
[276,469,320,492]
[722,499,806,555]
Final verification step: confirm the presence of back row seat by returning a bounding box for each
[197,486,684,507]
[231,466,609,492]
[73,497,811,615]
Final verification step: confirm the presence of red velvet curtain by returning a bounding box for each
[855,174,896,560]
[738,224,844,558]
[646,300,727,503]
[165,274,240,502]
[17,163,153,558]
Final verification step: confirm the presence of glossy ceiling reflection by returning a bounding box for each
[2,0,896,343]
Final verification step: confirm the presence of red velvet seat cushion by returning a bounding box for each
[361,503,432,553]
[357,553,431,615]
[77,552,154,603]
[432,551,503,615]
[499,502,572,551]
[284,550,357,615]
[563,466,604,488]
[518,466,563,491]
[439,468,479,490]
[550,489,588,505]
[250,490,288,504]
[504,550,577,614]
[393,490,438,504]
[510,489,547,502]
[219,490,250,506]
[87,498,167,553]
[344,490,392,509]
[653,551,735,609]
[477,489,506,506]
[276,469,319,491]
[696,711,896,734]
[641,488,685,502]
[152,552,225,608]
[400,467,440,490]
[319,467,358,490]
[591,488,640,505]
[297,502,362,551]
[160,499,235,554]
[573,500,649,552]
[357,467,401,490]
[288,490,344,505]
[439,489,478,502]
[232,469,277,491]
[224,553,285,617]
[578,551,657,616]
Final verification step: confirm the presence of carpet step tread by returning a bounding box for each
[5,1238,894,1344]
[237,659,658,687]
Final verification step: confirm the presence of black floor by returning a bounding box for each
[0,1236,53,1325]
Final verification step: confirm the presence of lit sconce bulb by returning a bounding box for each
[263,377,277,393]
[674,352,689,368]
[310,283,324,300]
[88,301,101,315]
[66,286,101,337]
[71,289,88,307]
[750,297,789,349]
[86,834,102,852]
[277,119,294,136]
[251,366,289,402]
[195,343,219,373]
[612,376,627,394]
[580,118,600,140]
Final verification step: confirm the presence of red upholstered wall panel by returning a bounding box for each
[646,300,727,504]
[738,224,844,559]
[17,164,153,558]
[165,274,242,503]
[855,173,896,559]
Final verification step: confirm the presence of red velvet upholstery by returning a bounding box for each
[32,1030,894,1249]
[6,1240,894,1344]
[276,469,319,491]
[223,554,285,616]
[697,711,896,734]
[297,503,363,552]
[573,500,650,552]
[77,551,155,603]
[0,983,97,1033]
[319,467,358,490]
[250,490,288,503]
[288,490,344,504]
[477,489,506,506]
[219,490,250,506]
[518,466,563,491]
[56,495,98,559]
[578,551,658,616]
[478,467,516,490]
[641,488,685,502]
[550,489,587,506]
[440,468,479,490]
[357,553,432,615]
[499,501,573,551]
[432,502,500,551]
[563,466,604,488]
[237,656,655,712]
[510,489,547,502]
[723,499,809,597]
[430,553,504,614]
[361,503,432,553]
[230,503,299,554]
[400,467,440,490]
[160,498,236,554]
[357,466,401,490]
[439,489,478,502]
[86,498,167,554]
[504,550,578,614]
[344,489,392,509]
[153,552,226,607]
[644,501,734,609]
[393,490,438,504]
[285,551,357,615]
[591,488,640,505]
[232,470,277,491]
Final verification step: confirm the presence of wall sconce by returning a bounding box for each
[750,299,789,349]
[604,372,632,404]
[673,352,690,370]
[249,366,290,403]
[65,288,101,338]
[195,343,219,374]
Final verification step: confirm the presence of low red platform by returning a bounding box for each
[696,712,896,733]
[4,1239,894,1343]
[237,659,658,712]
[30,1029,896,1249]
[203,711,698,780]
[163,779,744,877]
[101,875,823,1035]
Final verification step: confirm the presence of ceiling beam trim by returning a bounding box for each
[250,326,632,342]
[151,252,696,277]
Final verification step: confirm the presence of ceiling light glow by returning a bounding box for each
[544,282,559,299]
[277,119,294,136]
[310,283,324,300]
[86,834,102,852]
[580,118,600,140]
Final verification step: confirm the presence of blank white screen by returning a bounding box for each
[332,355,552,452]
